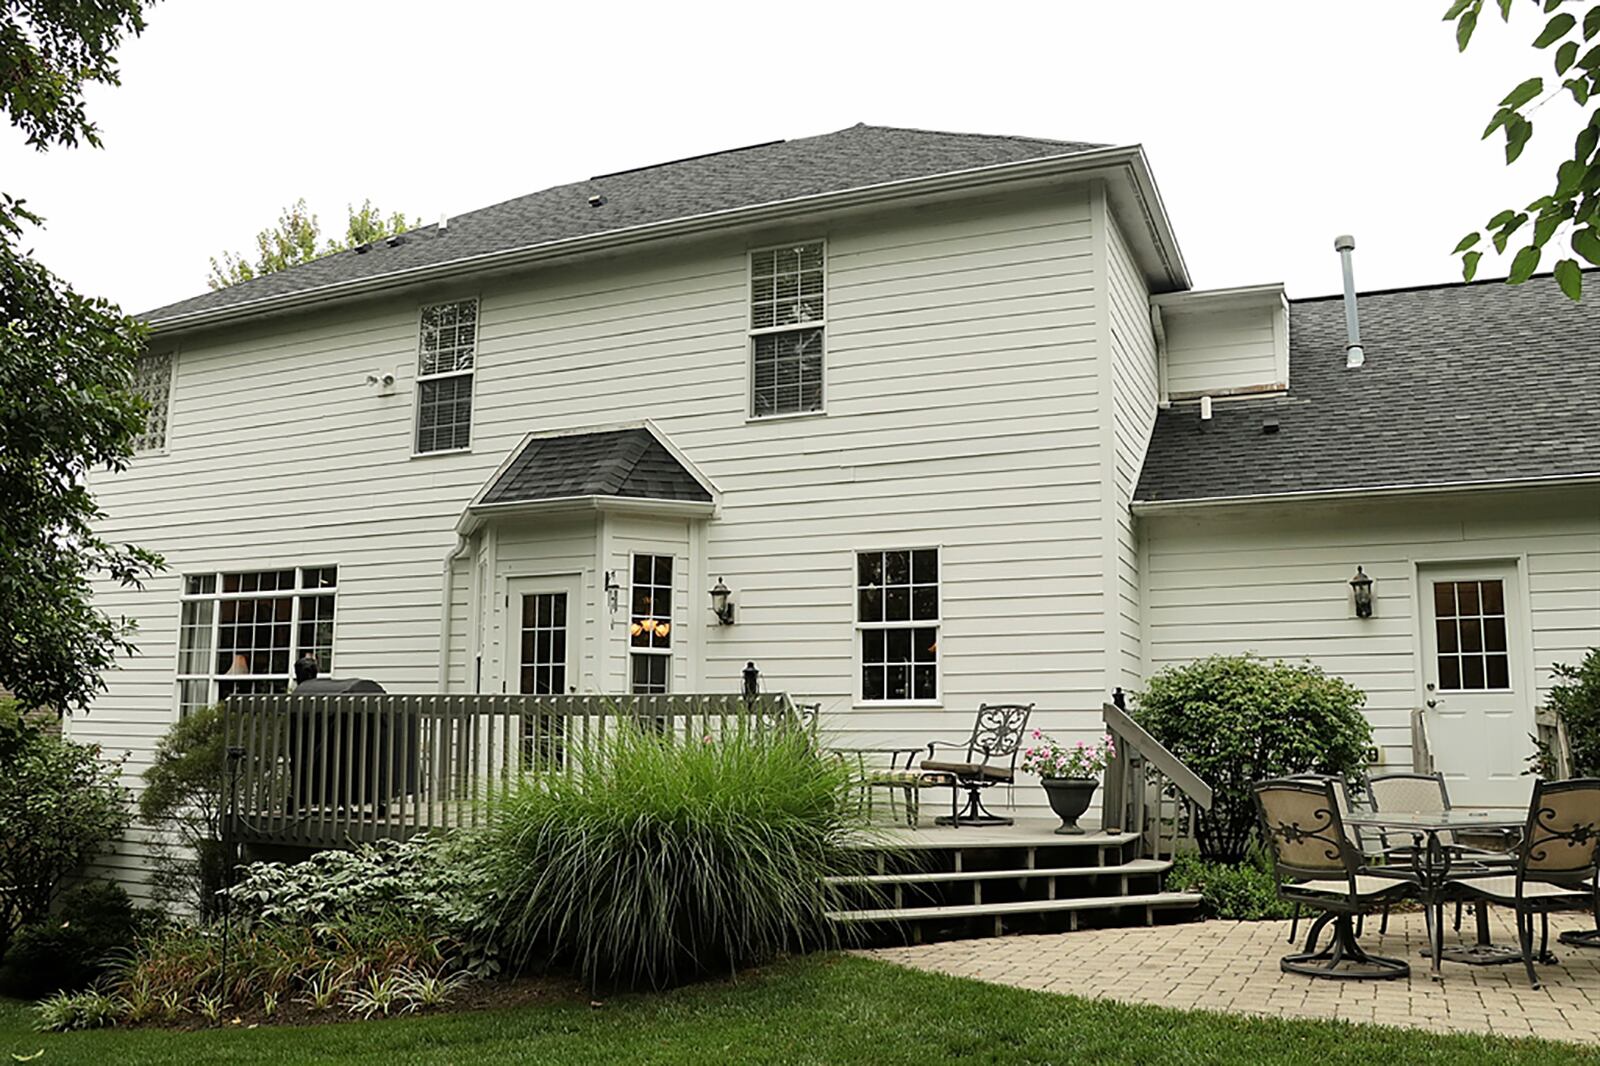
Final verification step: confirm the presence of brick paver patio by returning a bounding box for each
[863,910,1600,1044]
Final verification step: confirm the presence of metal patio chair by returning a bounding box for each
[1445,777,1600,989]
[1367,771,1518,933]
[920,703,1033,827]
[1281,774,1378,945]
[1256,777,1416,980]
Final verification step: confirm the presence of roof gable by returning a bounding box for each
[478,427,713,508]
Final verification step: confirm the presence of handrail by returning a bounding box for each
[1102,702,1213,811]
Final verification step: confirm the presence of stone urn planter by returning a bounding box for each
[1040,777,1099,835]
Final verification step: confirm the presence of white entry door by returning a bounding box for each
[1419,563,1534,808]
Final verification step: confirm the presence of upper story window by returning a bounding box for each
[856,548,939,703]
[628,553,673,694]
[750,241,825,418]
[175,566,338,717]
[415,298,478,453]
[132,351,173,453]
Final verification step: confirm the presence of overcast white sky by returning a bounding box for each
[0,1,1575,314]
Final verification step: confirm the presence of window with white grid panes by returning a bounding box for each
[175,566,338,716]
[1433,579,1511,691]
[856,548,939,702]
[750,242,825,417]
[132,351,173,452]
[415,298,477,453]
[629,554,673,694]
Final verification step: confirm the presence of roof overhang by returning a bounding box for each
[147,145,1190,337]
[1131,471,1600,515]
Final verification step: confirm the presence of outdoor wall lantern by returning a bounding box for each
[604,570,620,614]
[1349,566,1374,618]
[710,577,736,625]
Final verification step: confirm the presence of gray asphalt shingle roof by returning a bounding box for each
[144,124,1101,324]
[478,429,711,507]
[1134,274,1600,504]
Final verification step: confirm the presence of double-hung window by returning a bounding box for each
[415,298,478,453]
[628,554,673,694]
[749,241,825,417]
[131,350,173,453]
[175,566,338,717]
[856,548,939,703]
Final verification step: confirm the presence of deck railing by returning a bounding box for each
[1099,702,1214,861]
[221,692,800,847]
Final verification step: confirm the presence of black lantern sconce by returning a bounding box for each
[1349,566,1374,618]
[603,570,621,614]
[709,577,736,625]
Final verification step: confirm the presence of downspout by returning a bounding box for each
[436,534,472,692]
[1150,303,1170,407]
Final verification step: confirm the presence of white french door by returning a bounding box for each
[1418,562,1534,808]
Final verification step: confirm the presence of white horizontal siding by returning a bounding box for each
[1142,487,1600,769]
[1162,305,1282,397]
[81,182,1121,888]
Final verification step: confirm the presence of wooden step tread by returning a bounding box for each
[826,891,1203,924]
[827,859,1170,886]
[845,830,1141,851]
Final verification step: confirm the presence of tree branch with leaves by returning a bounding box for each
[208,198,419,289]
[1448,0,1600,298]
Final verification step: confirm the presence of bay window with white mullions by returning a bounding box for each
[856,549,939,703]
[749,241,825,417]
[414,298,478,454]
[175,566,338,717]
[628,554,673,695]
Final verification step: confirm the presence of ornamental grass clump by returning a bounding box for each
[482,719,866,991]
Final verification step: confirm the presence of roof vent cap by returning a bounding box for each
[588,194,607,208]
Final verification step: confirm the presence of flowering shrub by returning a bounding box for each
[1019,730,1115,780]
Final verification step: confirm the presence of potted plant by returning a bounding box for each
[1020,730,1116,835]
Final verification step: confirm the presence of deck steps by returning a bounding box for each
[828,891,1204,924]
[828,818,1200,942]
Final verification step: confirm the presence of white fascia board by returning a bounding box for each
[455,494,716,536]
[148,145,1191,336]
[1130,472,1600,514]
[1150,283,1288,312]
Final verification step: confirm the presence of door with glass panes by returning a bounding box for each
[1418,563,1534,808]
[506,576,579,768]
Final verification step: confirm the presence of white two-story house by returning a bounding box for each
[82,124,1600,888]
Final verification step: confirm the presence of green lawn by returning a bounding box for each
[0,955,1591,1065]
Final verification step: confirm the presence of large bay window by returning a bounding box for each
[856,548,939,703]
[175,566,338,716]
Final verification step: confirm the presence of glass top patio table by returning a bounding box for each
[1343,808,1527,975]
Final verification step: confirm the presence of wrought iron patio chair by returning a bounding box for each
[1255,777,1416,980]
[1367,771,1518,933]
[920,703,1033,827]
[1282,774,1377,945]
[1445,777,1600,989]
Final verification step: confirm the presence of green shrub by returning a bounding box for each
[138,704,229,918]
[481,719,865,991]
[1167,849,1295,921]
[1136,654,1371,862]
[0,705,130,954]
[0,881,148,997]
[1546,649,1600,776]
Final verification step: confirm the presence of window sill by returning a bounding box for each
[410,447,473,459]
[746,409,828,425]
[852,700,944,711]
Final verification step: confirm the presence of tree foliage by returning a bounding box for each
[1447,0,1600,298]
[207,198,418,289]
[0,1,151,150]
[1546,648,1600,775]
[2,2,163,713]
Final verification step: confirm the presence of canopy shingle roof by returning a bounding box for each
[1134,274,1600,504]
[479,428,711,507]
[144,124,1102,324]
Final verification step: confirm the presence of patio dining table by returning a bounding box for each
[1345,808,1527,977]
